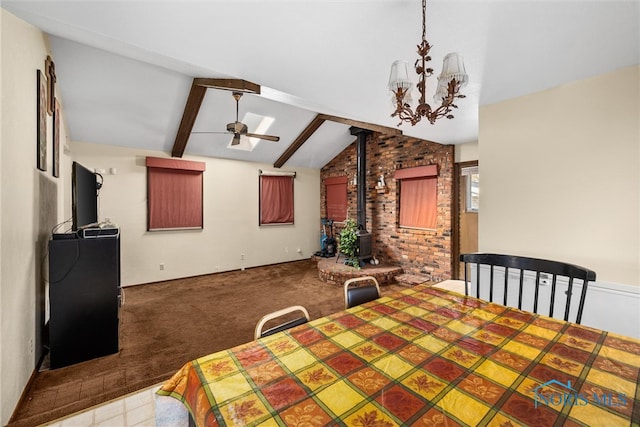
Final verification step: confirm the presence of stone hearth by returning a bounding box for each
[316,257,404,286]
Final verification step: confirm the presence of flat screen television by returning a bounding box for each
[72,161,99,231]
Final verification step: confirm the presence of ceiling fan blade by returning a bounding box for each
[231,134,241,145]
[191,131,231,135]
[245,133,280,142]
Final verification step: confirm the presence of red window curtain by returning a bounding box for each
[260,175,294,225]
[325,176,348,221]
[399,177,437,229]
[146,157,205,230]
[395,165,438,230]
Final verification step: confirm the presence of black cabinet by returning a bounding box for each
[48,234,120,369]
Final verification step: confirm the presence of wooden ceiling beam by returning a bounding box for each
[172,80,207,158]
[273,115,326,168]
[273,113,402,168]
[172,78,261,158]
[194,78,260,94]
[173,77,400,161]
[318,114,402,136]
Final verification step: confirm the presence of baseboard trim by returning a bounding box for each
[8,348,47,424]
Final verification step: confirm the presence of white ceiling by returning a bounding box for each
[3,0,638,169]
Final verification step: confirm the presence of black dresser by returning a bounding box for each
[48,232,120,369]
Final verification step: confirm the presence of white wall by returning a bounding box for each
[0,9,320,423]
[479,65,640,288]
[0,10,70,425]
[71,141,321,286]
[455,140,478,163]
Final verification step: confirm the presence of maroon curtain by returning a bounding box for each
[146,157,205,230]
[325,176,348,221]
[398,177,438,229]
[260,175,294,225]
[395,165,439,229]
[393,164,438,180]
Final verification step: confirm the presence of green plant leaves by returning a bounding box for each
[338,218,360,269]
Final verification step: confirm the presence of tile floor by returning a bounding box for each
[42,383,187,427]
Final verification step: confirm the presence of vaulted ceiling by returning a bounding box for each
[3,0,638,168]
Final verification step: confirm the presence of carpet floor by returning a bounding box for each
[8,259,408,426]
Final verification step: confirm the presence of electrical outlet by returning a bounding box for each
[240,253,245,260]
[159,263,165,270]
[28,338,33,353]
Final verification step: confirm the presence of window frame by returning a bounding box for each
[146,157,205,231]
[259,173,295,226]
[394,165,439,231]
[324,176,348,222]
[462,166,479,213]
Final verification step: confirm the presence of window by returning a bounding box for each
[462,166,479,212]
[324,176,348,221]
[394,165,438,230]
[259,173,294,225]
[146,157,205,230]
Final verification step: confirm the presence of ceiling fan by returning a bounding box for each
[192,91,280,146]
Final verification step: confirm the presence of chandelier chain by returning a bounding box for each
[422,0,427,42]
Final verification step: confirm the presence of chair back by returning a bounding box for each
[344,276,381,309]
[460,253,596,324]
[254,305,310,339]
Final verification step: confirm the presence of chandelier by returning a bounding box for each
[388,0,468,126]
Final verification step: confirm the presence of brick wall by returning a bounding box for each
[321,133,454,281]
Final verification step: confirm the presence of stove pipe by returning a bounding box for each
[350,127,373,261]
[350,127,372,230]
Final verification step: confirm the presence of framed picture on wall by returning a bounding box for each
[37,70,47,171]
[53,98,60,178]
[45,55,56,116]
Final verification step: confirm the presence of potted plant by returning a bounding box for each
[338,218,360,269]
